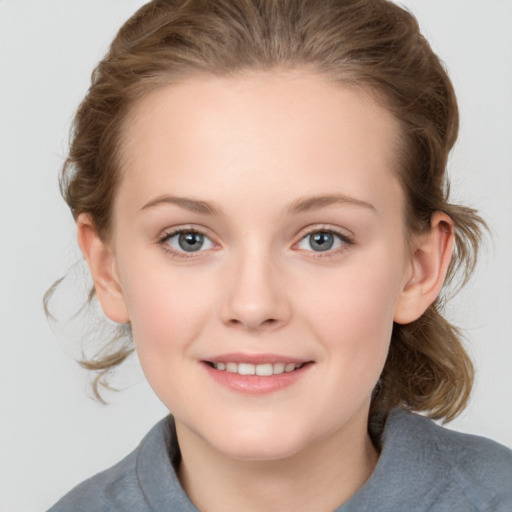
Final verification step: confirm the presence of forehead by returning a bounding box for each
[117,71,403,216]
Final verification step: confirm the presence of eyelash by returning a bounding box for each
[157,227,217,260]
[157,226,354,260]
[294,227,355,258]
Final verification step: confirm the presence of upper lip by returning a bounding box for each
[204,353,312,364]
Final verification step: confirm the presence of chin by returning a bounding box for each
[201,417,316,462]
[216,435,305,462]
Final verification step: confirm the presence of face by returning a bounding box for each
[107,72,414,461]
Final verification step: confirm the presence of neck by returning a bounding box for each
[176,411,378,512]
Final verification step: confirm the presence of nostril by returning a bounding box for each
[227,317,278,330]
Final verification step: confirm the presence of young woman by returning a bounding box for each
[46,0,512,510]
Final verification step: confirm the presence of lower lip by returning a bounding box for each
[202,362,312,394]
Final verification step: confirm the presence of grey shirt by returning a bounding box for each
[48,408,512,511]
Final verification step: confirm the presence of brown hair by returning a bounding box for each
[50,0,485,421]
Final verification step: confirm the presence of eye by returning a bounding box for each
[161,230,215,253]
[296,230,350,252]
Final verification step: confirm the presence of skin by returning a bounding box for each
[79,71,453,511]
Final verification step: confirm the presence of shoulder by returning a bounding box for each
[46,416,192,512]
[383,409,512,511]
[388,409,512,479]
[47,448,141,512]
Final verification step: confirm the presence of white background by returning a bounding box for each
[0,1,511,511]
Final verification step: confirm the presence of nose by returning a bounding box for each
[219,247,292,332]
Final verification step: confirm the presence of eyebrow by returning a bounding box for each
[287,193,376,215]
[140,193,376,216]
[140,195,221,215]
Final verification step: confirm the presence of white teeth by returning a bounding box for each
[225,362,237,373]
[213,361,304,376]
[273,363,285,374]
[284,363,296,373]
[238,363,255,375]
[255,363,273,376]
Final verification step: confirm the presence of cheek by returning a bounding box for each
[122,268,219,409]
[119,262,216,363]
[303,249,405,365]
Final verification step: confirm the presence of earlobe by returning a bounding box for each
[77,214,130,324]
[394,212,454,325]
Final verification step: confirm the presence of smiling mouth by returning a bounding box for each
[205,361,307,376]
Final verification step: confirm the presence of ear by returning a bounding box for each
[393,212,454,324]
[77,214,130,324]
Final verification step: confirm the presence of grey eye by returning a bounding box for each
[165,231,214,252]
[178,232,205,252]
[297,231,343,252]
